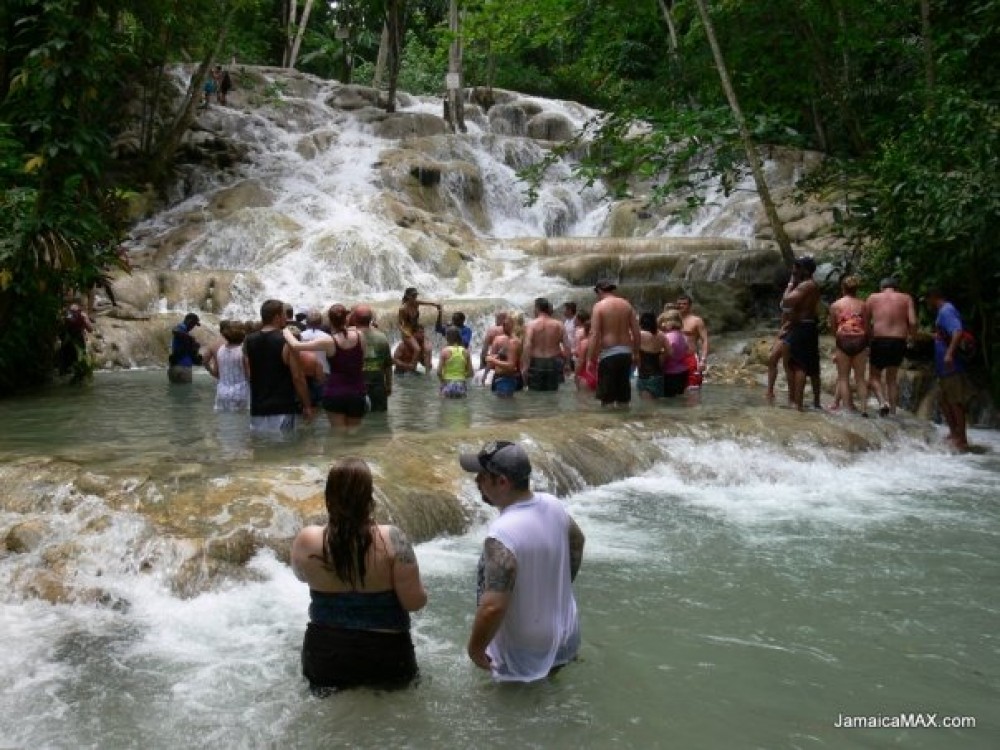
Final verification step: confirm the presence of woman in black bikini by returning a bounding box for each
[828,275,870,413]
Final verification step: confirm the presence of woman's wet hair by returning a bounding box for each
[841,275,860,294]
[327,303,349,331]
[639,312,659,334]
[445,326,462,345]
[318,457,376,587]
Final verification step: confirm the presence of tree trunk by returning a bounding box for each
[920,0,935,100]
[373,23,390,90]
[655,0,679,53]
[446,0,466,133]
[147,4,236,184]
[282,0,298,68]
[692,0,795,267]
[795,3,867,154]
[288,0,315,69]
[383,0,405,113]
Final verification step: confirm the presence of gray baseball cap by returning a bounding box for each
[459,441,532,482]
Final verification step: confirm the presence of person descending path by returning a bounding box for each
[866,277,917,416]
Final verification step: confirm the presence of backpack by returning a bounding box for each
[956,330,977,365]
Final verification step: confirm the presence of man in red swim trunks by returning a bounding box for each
[676,294,709,389]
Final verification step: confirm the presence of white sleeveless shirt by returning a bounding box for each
[479,492,581,681]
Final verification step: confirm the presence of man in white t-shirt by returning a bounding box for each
[459,440,585,682]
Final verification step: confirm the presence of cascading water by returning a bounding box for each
[128,69,613,317]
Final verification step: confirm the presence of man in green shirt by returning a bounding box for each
[353,304,393,412]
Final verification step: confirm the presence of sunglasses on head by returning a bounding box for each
[477,440,514,471]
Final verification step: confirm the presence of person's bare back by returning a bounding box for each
[525,316,566,359]
[866,288,916,339]
[588,295,639,361]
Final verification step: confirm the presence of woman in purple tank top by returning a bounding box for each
[283,304,368,430]
[659,309,689,397]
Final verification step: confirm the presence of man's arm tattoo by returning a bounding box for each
[483,538,517,593]
[568,518,585,581]
[389,526,417,565]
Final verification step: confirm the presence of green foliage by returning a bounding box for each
[0,0,132,394]
[854,89,1000,396]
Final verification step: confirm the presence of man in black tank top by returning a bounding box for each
[243,299,314,431]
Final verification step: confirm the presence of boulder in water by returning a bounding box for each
[527,111,575,142]
[373,112,449,140]
[488,104,528,137]
[6,519,51,553]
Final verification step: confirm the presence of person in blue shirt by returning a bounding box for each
[168,312,202,384]
[435,309,473,349]
[925,290,973,451]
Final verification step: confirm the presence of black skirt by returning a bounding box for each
[301,623,418,693]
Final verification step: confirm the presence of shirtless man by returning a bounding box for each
[393,325,431,375]
[865,277,917,416]
[676,294,709,389]
[480,310,508,370]
[587,279,641,406]
[781,257,822,411]
[522,297,569,391]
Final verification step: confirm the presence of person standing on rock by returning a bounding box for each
[828,275,870,414]
[865,277,917,416]
[926,289,974,452]
[522,297,569,391]
[460,440,584,682]
[676,294,709,390]
[168,312,202,384]
[242,299,314,432]
[217,66,233,105]
[398,287,441,354]
[781,257,822,411]
[587,279,641,407]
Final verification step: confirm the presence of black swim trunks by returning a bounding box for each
[787,320,820,376]
[596,351,633,405]
[527,357,561,391]
[869,337,906,370]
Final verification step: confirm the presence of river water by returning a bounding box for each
[1,373,997,749]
